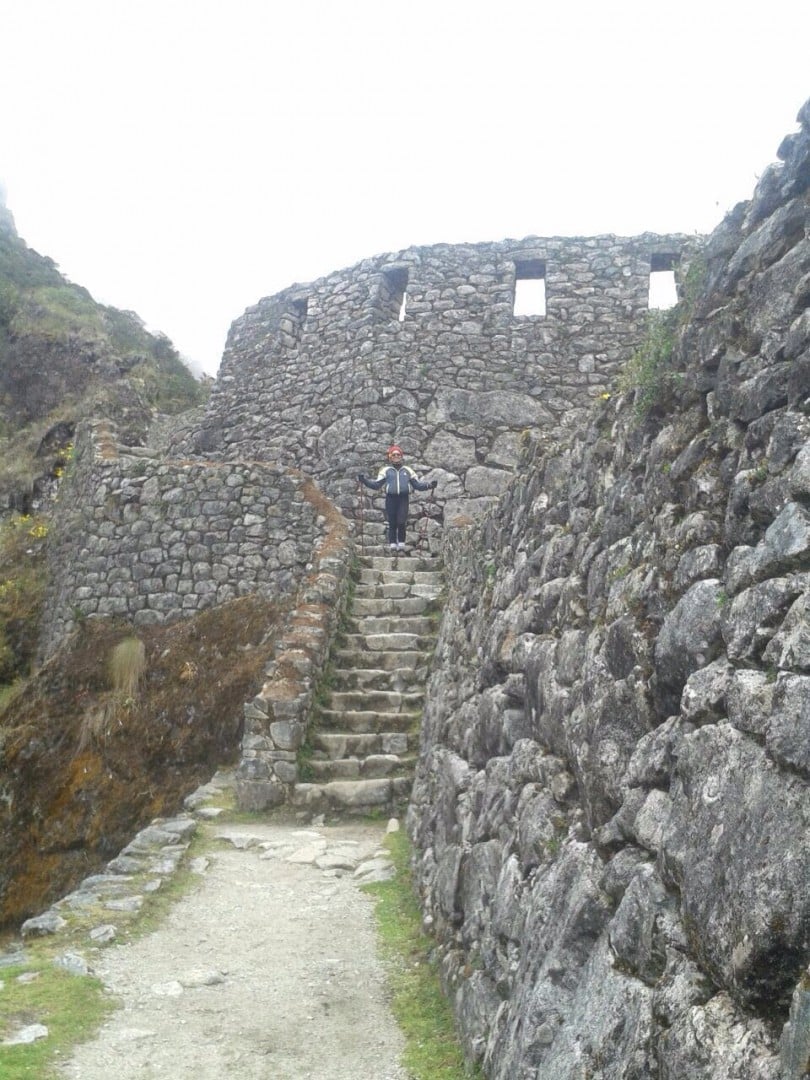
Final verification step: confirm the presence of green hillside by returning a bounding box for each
[0,202,208,686]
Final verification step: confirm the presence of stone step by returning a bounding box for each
[335,648,427,672]
[357,568,444,587]
[357,537,433,549]
[360,555,439,572]
[327,688,424,713]
[314,731,416,758]
[291,777,412,812]
[352,596,434,617]
[331,666,425,693]
[353,581,442,601]
[341,632,432,653]
[346,615,435,636]
[317,709,421,734]
[357,547,424,561]
[307,754,417,781]
[287,551,441,812]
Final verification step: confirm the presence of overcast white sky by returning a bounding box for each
[1,0,809,377]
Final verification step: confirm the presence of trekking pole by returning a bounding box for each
[417,493,430,553]
[423,488,439,556]
[356,477,366,556]
[417,510,427,554]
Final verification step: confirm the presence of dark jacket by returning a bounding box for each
[361,464,431,495]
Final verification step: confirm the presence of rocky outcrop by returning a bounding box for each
[407,98,810,1077]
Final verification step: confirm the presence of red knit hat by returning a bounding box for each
[387,445,404,458]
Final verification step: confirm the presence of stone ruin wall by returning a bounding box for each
[180,233,701,527]
[37,233,704,761]
[407,98,810,1078]
[41,419,330,657]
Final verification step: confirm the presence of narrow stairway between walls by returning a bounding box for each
[292,533,443,816]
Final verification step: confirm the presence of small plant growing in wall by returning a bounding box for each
[619,308,680,420]
[679,253,708,317]
[752,460,769,484]
[297,737,315,782]
[312,661,335,712]
[618,251,708,423]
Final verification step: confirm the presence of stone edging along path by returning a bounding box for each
[3,769,410,1079]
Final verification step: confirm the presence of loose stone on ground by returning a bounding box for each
[7,771,407,1080]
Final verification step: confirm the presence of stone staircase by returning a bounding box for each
[291,542,443,814]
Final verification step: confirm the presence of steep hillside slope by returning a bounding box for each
[0,194,206,686]
[408,100,810,1077]
[0,194,205,514]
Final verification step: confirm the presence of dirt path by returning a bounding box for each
[58,805,409,1079]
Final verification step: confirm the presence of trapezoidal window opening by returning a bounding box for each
[380,266,409,322]
[513,259,546,317]
[649,253,678,310]
[280,297,308,347]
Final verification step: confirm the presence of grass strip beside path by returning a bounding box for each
[364,828,481,1080]
[0,961,113,1079]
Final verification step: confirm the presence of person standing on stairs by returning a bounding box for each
[357,445,437,552]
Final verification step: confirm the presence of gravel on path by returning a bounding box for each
[58,815,409,1080]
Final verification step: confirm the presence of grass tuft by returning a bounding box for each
[363,829,481,1079]
[108,636,146,699]
[0,828,210,1076]
[0,961,113,1079]
[618,308,679,420]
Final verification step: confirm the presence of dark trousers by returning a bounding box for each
[385,493,409,544]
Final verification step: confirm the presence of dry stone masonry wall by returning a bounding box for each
[235,499,353,812]
[42,420,328,656]
[407,98,810,1078]
[179,233,700,525]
